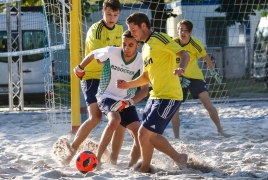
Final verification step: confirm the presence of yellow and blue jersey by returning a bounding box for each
[173,36,207,80]
[142,31,184,100]
[83,20,123,80]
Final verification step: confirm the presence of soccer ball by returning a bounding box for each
[76,150,98,174]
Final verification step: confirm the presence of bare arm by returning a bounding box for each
[117,72,150,89]
[174,50,190,76]
[79,52,96,69]
[131,84,149,104]
[203,54,214,70]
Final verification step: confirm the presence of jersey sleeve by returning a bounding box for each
[196,40,207,59]
[85,28,105,56]
[164,39,184,55]
[93,46,111,62]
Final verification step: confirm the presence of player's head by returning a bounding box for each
[102,0,121,28]
[122,30,140,58]
[177,19,193,40]
[126,12,151,42]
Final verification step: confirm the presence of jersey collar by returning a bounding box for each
[178,37,192,47]
[121,50,138,65]
[101,20,115,30]
[145,30,154,43]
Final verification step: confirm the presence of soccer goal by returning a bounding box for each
[41,0,268,134]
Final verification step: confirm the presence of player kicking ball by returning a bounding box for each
[117,12,190,173]
[74,30,148,168]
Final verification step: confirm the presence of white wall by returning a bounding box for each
[166,3,254,47]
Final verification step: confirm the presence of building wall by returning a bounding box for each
[166,0,262,48]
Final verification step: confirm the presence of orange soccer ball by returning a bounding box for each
[75,150,98,174]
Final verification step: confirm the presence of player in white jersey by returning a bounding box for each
[95,46,143,102]
[74,30,148,167]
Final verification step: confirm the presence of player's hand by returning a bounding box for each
[209,69,222,84]
[179,76,190,88]
[73,65,85,80]
[116,80,129,89]
[110,99,135,112]
[174,67,185,76]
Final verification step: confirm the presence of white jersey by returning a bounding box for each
[94,46,143,102]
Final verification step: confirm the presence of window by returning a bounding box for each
[22,30,45,62]
[254,23,268,52]
[0,30,45,63]
[0,31,8,62]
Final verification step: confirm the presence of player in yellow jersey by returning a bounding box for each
[55,0,126,166]
[171,19,227,139]
[117,12,190,173]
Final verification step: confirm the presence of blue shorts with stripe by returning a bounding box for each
[98,98,140,128]
[142,99,182,134]
[182,78,208,102]
[81,79,99,106]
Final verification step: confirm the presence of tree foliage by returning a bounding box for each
[215,0,268,27]
[21,0,42,6]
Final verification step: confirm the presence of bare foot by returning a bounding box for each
[95,161,103,171]
[110,159,117,165]
[175,153,188,170]
[218,130,232,138]
[53,137,77,166]
[128,158,140,168]
[133,161,156,174]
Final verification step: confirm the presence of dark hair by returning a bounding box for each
[126,12,151,29]
[177,19,193,32]
[103,0,122,12]
[122,30,133,38]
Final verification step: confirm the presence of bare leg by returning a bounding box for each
[126,121,141,167]
[72,103,102,150]
[171,109,180,138]
[110,124,125,164]
[151,134,188,169]
[96,112,121,164]
[198,91,224,135]
[57,103,102,166]
[138,126,154,173]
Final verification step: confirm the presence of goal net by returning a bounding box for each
[41,0,268,134]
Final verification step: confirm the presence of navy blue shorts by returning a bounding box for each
[142,99,181,134]
[182,78,208,101]
[81,79,99,106]
[98,98,140,128]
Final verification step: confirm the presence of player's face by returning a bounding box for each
[102,7,120,28]
[177,24,192,41]
[122,37,140,57]
[127,23,146,42]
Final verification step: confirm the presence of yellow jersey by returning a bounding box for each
[83,20,123,80]
[173,36,207,80]
[142,31,184,100]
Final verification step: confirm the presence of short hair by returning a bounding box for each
[103,0,121,12]
[122,30,133,38]
[177,19,193,32]
[122,30,140,43]
[126,12,151,29]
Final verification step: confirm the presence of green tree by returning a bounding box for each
[21,0,42,6]
[215,0,268,26]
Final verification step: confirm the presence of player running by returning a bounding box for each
[54,0,125,166]
[74,30,148,168]
[117,12,190,173]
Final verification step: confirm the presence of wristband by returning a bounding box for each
[78,65,84,70]
[128,98,135,106]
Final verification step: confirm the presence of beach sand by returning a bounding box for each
[0,101,268,179]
